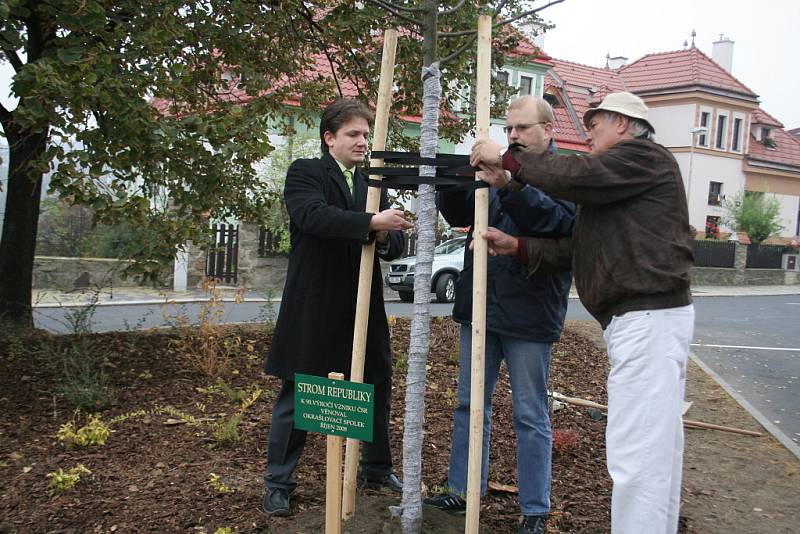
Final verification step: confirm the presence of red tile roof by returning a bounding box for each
[542,58,630,152]
[746,113,800,170]
[751,108,783,128]
[618,48,757,97]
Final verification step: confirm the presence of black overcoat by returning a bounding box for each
[265,153,404,384]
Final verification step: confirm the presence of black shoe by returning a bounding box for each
[261,488,290,517]
[359,472,403,493]
[518,514,548,534]
[423,492,466,515]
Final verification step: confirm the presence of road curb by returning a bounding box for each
[34,297,279,308]
[689,351,800,461]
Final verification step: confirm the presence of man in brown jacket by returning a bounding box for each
[470,92,695,534]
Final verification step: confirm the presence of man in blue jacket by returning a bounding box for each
[425,96,575,534]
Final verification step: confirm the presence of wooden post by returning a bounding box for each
[326,372,345,534]
[342,28,398,521]
[465,14,491,534]
[551,392,763,437]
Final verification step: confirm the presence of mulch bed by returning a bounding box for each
[1,317,615,533]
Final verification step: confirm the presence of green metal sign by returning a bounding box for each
[294,373,374,442]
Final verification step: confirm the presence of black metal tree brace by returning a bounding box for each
[367,150,488,192]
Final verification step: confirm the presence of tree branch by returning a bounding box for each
[1,44,24,71]
[366,0,424,26]
[494,0,565,28]
[439,29,477,38]
[492,0,510,17]
[295,5,346,97]
[437,0,466,16]
[439,33,478,66]
[0,101,12,127]
[373,0,428,13]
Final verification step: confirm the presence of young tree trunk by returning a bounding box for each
[401,5,440,531]
[0,124,48,328]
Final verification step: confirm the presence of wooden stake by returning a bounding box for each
[465,14,491,534]
[551,392,763,437]
[342,28,398,521]
[326,373,345,534]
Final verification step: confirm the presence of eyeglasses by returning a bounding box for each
[502,121,548,134]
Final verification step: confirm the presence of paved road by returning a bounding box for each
[32,299,458,334]
[33,294,799,448]
[688,295,800,448]
[564,295,800,448]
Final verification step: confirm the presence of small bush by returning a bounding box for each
[212,414,242,447]
[46,464,91,495]
[159,405,201,426]
[208,473,235,494]
[552,428,580,453]
[57,414,111,447]
[170,281,243,378]
[394,353,409,373]
[50,342,115,411]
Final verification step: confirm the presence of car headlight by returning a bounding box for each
[407,265,414,273]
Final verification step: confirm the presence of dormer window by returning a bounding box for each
[543,93,560,108]
[759,127,776,149]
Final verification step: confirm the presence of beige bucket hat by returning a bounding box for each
[583,91,655,133]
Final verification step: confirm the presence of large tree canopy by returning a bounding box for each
[0,0,544,326]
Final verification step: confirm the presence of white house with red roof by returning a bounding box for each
[535,39,800,239]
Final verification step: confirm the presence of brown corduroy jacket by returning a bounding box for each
[509,138,694,328]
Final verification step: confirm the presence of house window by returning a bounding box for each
[732,118,743,152]
[698,111,710,146]
[761,127,771,140]
[708,181,723,206]
[796,205,799,235]
[467,83,476,114]
[496,71,510,86]
[519,75,533,96]
[705,216,721,239]
[543,93,559,107]
[715,114,728,149]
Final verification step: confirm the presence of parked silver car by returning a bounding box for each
[384,237,466,303]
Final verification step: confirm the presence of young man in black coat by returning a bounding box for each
[262,99,412,516]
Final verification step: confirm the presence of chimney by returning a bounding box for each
[607,56,628,69]
[520,21,546,51]
[712,35,734,73]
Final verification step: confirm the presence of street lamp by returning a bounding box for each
[687,126,708,211]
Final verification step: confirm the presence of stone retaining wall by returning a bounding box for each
[32,256,163,290]
[690,267,799,286]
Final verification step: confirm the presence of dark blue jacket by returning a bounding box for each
[436,181,575,343]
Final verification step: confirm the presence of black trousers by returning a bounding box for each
[265,377,393,492]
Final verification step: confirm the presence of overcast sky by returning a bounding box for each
[537,0,800,128]
[1,1,798,129]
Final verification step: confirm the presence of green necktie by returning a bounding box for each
[343,169,353,193]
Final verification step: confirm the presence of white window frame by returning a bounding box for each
[697,106,712,147]
[490,68,513,109]
[495,69,512,87]
[714,110,729,151]
[518,74,534,96]
[731,112,745,153]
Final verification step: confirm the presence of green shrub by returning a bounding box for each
[212,414,242,447]
[52,343,115,411]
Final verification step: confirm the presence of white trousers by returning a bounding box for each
[603,304,695,534]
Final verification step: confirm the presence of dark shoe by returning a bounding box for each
[359,472,403,493]
[518,514,548,534]
[261,488,290,517]
[423,492,466,515]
